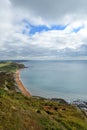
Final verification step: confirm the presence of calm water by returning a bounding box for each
[20,60,87,101]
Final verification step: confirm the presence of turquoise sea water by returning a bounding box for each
[20,60,87,101]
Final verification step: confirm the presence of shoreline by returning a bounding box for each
[15,70,31,97]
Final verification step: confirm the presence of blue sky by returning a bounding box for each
[22,19,67,35]
[29,24,67,35]
[72,25,84,33]
[0,0,87,60]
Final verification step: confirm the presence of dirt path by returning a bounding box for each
[15,70,31,97]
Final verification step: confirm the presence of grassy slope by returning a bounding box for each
[0,90,87,130]
[0,62,87,130]
[0,62,25,90]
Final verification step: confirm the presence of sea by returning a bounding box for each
[20,60,87,102]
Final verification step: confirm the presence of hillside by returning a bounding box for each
[0,62,87,130]
[0,62,25,91]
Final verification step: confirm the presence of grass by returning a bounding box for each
[0,62,11,67]
[0,91,87,130]
[0,61,25,72]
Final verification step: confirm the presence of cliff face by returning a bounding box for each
[0,62,87,130]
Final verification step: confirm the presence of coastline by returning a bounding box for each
[15,70,31,97]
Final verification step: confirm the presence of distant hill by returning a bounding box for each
[0,60,29,62]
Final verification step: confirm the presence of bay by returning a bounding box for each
[20,60,87,101]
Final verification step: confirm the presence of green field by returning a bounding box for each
[0,61,25,72]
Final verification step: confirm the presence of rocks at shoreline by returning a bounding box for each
[72,100,87,111]
[51,98,68,104]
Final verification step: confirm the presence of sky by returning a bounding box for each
[0,0,87,60]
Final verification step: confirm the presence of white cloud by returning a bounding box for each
[11,0,87,25]
[0,0,87,59]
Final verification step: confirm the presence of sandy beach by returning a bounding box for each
[15,70,31,97]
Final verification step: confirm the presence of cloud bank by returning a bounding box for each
[0,0,87,59]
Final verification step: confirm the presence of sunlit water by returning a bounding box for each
[20,60,87,101]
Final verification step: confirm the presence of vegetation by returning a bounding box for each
[0,91,87,130]
[0,61,25,72]
[0,61,87,130]
[0,72,16,90]
[0,62,25,91]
